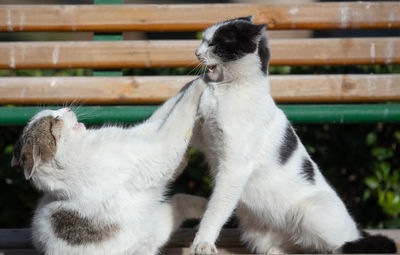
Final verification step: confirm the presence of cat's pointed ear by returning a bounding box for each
[250,24,266,42]
[238,15,254,23]
[11,138,22,167]
[23,143,40,180]
[50,118,63,143]
[255,24,266,35]
[11,156,19,167]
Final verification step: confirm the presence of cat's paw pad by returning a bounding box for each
[267,247,285,254]
[190,242,218,255]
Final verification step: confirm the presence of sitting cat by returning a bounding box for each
[189,16,397,254]
[11,78,208,255]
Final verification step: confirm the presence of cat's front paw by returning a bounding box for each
[267,247,285,254]
[190,241,218,255]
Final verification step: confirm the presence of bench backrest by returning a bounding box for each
[0,1,399,125]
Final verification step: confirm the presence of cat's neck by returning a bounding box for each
[218,54,268,84]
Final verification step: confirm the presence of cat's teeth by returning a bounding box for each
[208,65,216,73]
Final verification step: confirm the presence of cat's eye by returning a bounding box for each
[208,42,215,47]
[55,116,60,120]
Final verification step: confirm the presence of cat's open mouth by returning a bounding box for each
[207,65,217,73]
[73,122,85,130]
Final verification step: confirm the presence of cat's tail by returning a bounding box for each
[170,194,207,230]
[340,230,397,254]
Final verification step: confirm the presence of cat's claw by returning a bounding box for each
[190,242,218,255]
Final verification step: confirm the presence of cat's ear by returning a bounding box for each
[50,118,63,143]
[23,143,41,180]
[10,156,19,167]
[237,15,254,23]
[243,23,266,43]
[11,138,22,167]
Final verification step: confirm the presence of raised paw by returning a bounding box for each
[267,247,285,254]
[190,242,218,255]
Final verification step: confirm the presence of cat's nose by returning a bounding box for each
[66,107,71,112]
[195,51,200,57]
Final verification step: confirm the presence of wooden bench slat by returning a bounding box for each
[1,228,399,254]
[0,2,399,32]
[0,249,256,255]
[0,38,399,69]
[1,105,400,126]
[0,74,399,104]
[0,250,39,255]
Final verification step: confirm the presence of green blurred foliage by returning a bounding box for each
[0,69,93,77]
[1,64,399,229]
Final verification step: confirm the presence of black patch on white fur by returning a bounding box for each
[279,124,298,165]
[51,209,118,245]
[341,232,397,254]
[258,36,270,75]
[211,21,265,62]
[301,158,315,184]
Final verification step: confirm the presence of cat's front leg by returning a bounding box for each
[132,79,198,137]
[190,160,253,255]
[135,78,207,188]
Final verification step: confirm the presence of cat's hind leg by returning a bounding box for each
[289,192,360,253]
[237,206,288,255]
[154,194,208,252]
[241,228,287,255]
[170,194,208,229]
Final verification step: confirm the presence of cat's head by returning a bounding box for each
[11,108,86,183]
[196,15,270,81]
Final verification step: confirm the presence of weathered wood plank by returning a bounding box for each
[0,229,399,254]
[0,38,399,69]
[0,229,31,249]
[0,250,38,255]
[0,2,399,32]
[0,75,399,104]
[0,249,255,255]
[167,229,400,252]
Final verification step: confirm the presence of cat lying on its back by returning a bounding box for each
[12,78,207,255]
[189,16,396,255]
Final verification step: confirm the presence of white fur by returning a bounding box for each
[190,21,360,254]
[28,79,208,255]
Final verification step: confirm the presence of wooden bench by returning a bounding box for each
[0,228,399,255]
[0,1,400,254]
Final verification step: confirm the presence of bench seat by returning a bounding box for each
[1,228,399,255]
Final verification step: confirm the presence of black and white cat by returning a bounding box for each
[12,78,208,255]
[189,16,397,254]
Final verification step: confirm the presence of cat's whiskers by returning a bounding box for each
[187,62,202,76]
[199,65,207,75]
[76,106,100,122]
